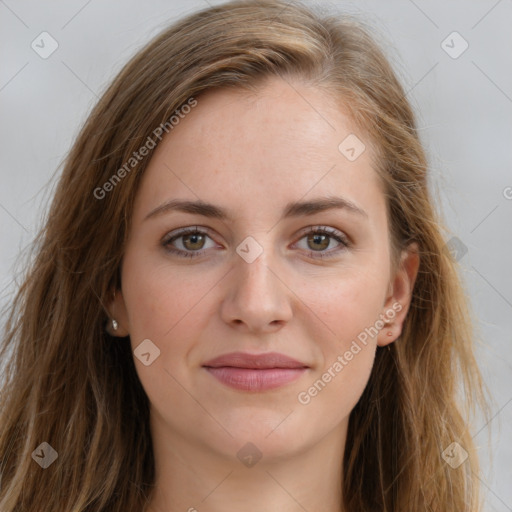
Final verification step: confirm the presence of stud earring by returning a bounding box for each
[112,319,119,331]
[386,331,393,336]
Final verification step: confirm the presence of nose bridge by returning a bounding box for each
[220,240,292,331]
[238,249,275,297]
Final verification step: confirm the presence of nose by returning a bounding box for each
[219,249,293,334]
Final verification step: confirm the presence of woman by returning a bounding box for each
[0,1,489,510]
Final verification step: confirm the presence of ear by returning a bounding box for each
[377,242,420,347]
[105,288,130,337]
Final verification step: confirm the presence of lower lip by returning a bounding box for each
[204,367,307,391]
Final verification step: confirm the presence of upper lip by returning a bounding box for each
[202,352,309,369]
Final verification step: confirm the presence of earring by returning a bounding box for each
[386,331,393,336]
[112,319,119,331]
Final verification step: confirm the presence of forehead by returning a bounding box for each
[133,76,384,221]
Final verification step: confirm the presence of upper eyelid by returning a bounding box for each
[295,225,345,238]
[163,225,215,240]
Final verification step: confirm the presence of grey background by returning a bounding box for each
[1,0,511,509]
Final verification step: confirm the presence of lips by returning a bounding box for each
[202,352,309,392]
[203,351,308,369]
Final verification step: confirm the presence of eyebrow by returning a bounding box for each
[144,196,368,222]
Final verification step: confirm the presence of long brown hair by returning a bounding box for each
[0,1,490,510]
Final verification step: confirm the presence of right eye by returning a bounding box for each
[162,227,219,258]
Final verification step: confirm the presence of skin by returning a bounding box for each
[108,75,419,512]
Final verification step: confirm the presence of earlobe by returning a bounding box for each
[106,288,130,337]
[377,242,420,347]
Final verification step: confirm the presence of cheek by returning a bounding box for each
[294,263,389,404]
[299,266,389,343]
[121,249,216,341]
[120,251,214,404]
[294,272,385,420]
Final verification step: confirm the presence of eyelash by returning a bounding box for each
[161,225,351,260]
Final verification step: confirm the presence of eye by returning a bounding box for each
[294,226,350,258]
[162,227,218,258]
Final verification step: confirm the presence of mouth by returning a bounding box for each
[202,352,309,392]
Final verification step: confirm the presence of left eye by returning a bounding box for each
[294,229,348,253]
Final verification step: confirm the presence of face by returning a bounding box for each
[110,75,418,464]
